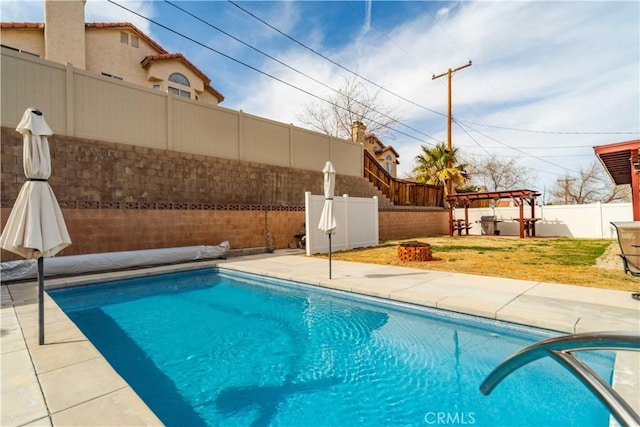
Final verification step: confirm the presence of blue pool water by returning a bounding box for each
[50,268,614,427]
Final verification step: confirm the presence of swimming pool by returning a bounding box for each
[50,268,614,426]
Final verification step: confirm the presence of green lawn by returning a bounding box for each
[325,236,640,292]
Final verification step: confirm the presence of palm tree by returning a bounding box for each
[413,143,469,195]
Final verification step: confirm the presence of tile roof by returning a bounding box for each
[365,133,400,157]
[141,54,225,102]
[1,22,45,29]
[86,23,224,102]
[2,21,224,103]
[85,22,168,54]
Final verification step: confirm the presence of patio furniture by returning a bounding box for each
[611,222,640,277]
[515,217,541,237]
[452,219,471,236]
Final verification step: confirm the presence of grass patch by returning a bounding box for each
[327,236,640,292]
[432,245,505,253]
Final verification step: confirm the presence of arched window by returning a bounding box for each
[385,154,393,174]
[168,73,190,87]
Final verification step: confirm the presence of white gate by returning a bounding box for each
[304,192,379,255]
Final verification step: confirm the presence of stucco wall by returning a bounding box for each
[0,29,45,56]
[2,23,218,105]
[44,0,85,68]
[85,27,158,84]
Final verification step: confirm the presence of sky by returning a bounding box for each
[2,0,639,198]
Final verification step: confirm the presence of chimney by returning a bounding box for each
[44,0,86,69]
[351,121,366,143]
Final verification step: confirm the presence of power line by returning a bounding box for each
[230,0,637,138]
[423,7,637,137]
[456,120,638,135]
[225,0,635,158]
[106,0,440,148]
[109,0,626,180]
[226,0,447,119]
[163,0,439,143]
[454,122,492,156]
[456,120,580,175]
[463,152,594,158]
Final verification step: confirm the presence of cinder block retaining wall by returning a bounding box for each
[1,128,448,261]
[0,128,388,206]
[379,208,448,240]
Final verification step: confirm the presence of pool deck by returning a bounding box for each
[2,250,639,426]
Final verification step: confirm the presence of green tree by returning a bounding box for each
[413,143,469,195]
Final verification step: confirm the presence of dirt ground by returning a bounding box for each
[595,242,625,270]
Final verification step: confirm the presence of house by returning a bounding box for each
[350,121,400,177]
[0,0,224,104]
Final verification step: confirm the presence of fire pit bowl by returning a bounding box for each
[397,241,432,262]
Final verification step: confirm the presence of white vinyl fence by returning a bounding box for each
[305,192,379,255]
[457,202,633,239]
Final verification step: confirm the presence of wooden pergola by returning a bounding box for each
[446,189,542,238]
[594,140,640,221]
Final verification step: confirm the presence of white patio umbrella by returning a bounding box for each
[318,161,337,279]
[0,108,71,345]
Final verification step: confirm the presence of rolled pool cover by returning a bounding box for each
[0,242,230,282]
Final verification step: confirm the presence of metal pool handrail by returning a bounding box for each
[480,331,640,427]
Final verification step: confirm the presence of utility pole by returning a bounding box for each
[557,177,576,204]
[432,60,472,195]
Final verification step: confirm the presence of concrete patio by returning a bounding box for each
[2,250,639,426]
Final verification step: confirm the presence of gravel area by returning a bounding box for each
[595,242,624,270]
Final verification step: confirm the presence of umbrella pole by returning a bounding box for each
[329,234,332,279]
[38,257,44,345]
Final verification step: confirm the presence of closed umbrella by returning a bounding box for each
[0,108,71,345]
[318,161,336,278]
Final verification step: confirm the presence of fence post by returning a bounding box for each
[373,196,379,244]
[289,123,294,168]
[304,191,311,256]
[343,194,350,249]
[65,62,74,136]
[238,109,244,161]
[329,135,333,162]
[166,93,173,150]
[598,202,604,238]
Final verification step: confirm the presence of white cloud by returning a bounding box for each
[363,0,372,33]
[435,7,450,21]
[85,0,154,35]
[0,0,154,35]
[1,0,44,21]
[228,1,638,190]
[3,0,636,192]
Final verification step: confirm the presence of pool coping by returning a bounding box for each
[2,250,639,426]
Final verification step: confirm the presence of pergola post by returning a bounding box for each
[464,201,470,236]
[445,189,540,239]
